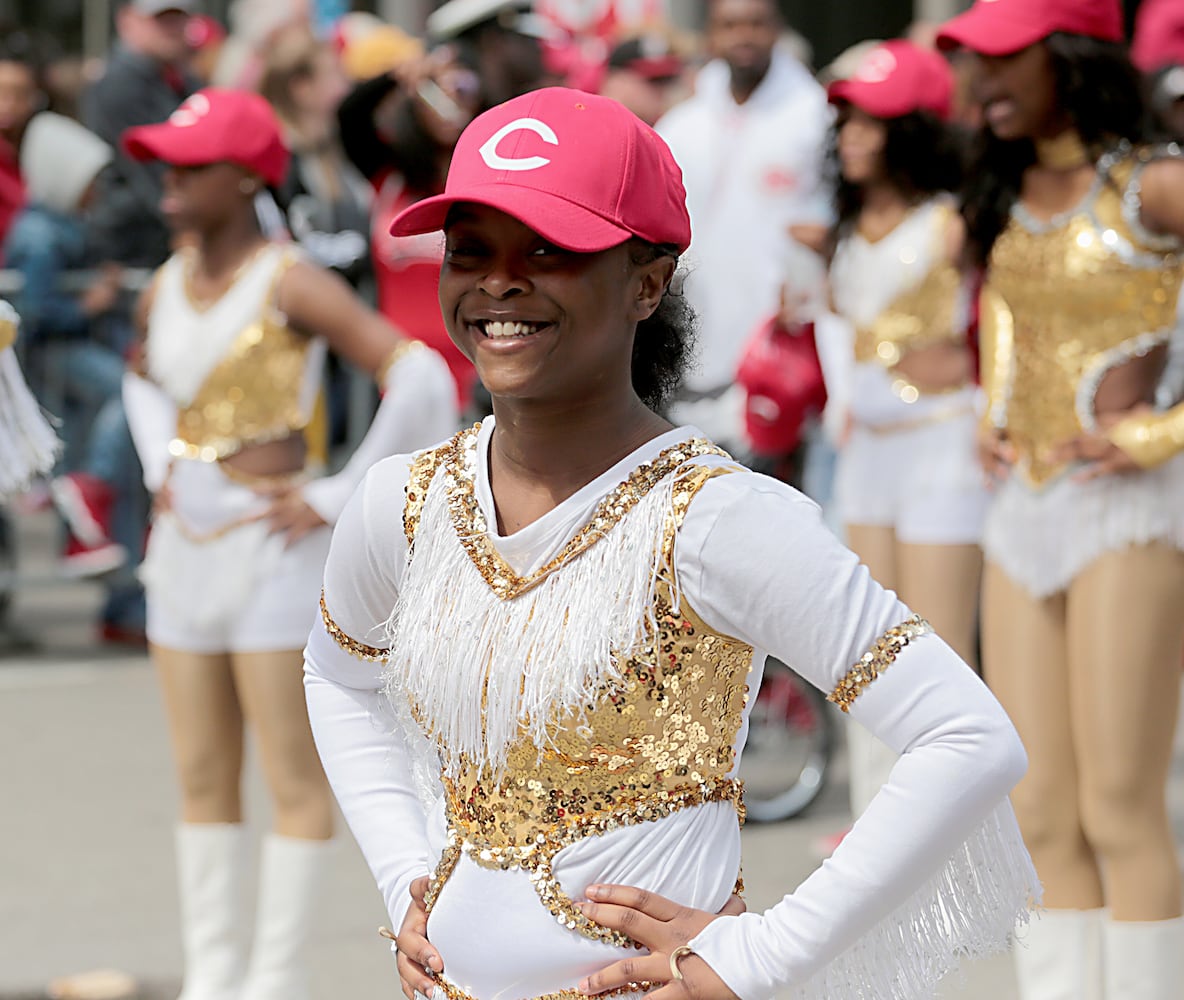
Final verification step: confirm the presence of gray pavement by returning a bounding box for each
[2,509,1182,999]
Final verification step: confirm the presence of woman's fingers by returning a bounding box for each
[584,884,685,922]
[396,945,438,998]
[578,953,667,995]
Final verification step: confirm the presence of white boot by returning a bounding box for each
[1102,916,1184,1000]
[1013,908,1103,1000]
[175,823,247,1000]
[240,834,332,1000]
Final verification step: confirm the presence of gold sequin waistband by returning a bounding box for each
[426,779,744,950]
[855,398,976,437]
[431,975,647,1000]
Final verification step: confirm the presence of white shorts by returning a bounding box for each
[835,394,987,546]
[141,459,331,654]
[983,451,1184,598]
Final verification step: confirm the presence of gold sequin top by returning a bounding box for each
[401,431,753,947]
[149,246,321,463]
[981,144,1184,487]
[851,202,966,382]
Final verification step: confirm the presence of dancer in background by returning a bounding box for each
[305,87,1037,1000]
[823,40,986,818]
[939,1,1184,996]
[120,88,456,1000]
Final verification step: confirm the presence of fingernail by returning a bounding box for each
[578,979,590,993]
[575,900,591,912]
[586,885,603,898]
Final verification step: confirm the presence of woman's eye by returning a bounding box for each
[531,243,568,258]
[445,243,485,261]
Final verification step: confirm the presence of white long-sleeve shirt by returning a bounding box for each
[657,53,833,393]
[304,419,1036,1000]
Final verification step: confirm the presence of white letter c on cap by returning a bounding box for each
[479,118,559,172]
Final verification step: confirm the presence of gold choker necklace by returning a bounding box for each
[1035,131,1091,170]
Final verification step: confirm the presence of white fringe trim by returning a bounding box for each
[791,802,1040,1000]
[0,346,60,500]
[382,461,693,781]
[984,454,1184,597]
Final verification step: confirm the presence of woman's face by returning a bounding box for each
[160,161,254,232]
[438,205,667,407]
[969,42,1059,141]
[291,48,349,126]
[837,106,887,185]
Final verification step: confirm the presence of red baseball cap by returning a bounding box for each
[827,41,954,121]
[123,89,289,188]
[390,87,691,254]
[936,0,1124,57]
[1132,0,1184,72]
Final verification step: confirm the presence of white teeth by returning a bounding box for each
[481,320,543,338]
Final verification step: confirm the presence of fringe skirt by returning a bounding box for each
[983,452,1184,597]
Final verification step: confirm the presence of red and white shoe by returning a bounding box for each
[60,531,127,578]
[51,473,127,578]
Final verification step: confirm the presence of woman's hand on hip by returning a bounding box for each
[397,876,443,1000]
[576,884,741,999]
[256,488,327,546]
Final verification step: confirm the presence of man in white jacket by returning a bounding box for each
[657,0,831,450]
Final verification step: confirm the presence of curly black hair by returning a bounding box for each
[628,240,697,412]
[827,107,966,253]
[962,32,1150,265]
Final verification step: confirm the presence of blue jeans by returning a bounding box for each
[28,340,147,628]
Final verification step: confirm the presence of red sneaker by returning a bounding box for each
[51,472,117,547]
[61,531,127,578]
[51,473,128,578]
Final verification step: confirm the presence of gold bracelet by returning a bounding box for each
[1107,403,1184,469]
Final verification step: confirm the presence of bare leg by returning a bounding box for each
[152,644,244,824]
[1069,544,1184,922]
[232,649,333,1000]
[230,649,333,840]
[982,563,1103,910]
[896,542,983,670]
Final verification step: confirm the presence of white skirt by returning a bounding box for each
[983,452,1184,598]
[835,383,987,546]
[141,459,331,653]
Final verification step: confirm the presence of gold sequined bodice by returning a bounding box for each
[852,203,965,375]
[981,149,1184,486]
[402,431,753,948]
[170,315,314,462]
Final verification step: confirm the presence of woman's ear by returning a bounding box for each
[631,255,676,323]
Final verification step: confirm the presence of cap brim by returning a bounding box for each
[391,183,635,253]
[827,79,898,118]
[123,123,213,167]
[936,8,1049,56]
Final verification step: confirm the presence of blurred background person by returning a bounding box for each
[597,31,688,126]
[120,88,456,1000]
[5,112,147,644]
[259,23,372,288]
[822,38,984,844]
[0,32,46,257]
[83,0,197,270]
[941,0,1184,994]
[426,0,550,107]
[657,0,831,454]
[338,39,483,413]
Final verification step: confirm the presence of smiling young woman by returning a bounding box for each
[304,86,1038,1000]
[938,1,1184,996]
